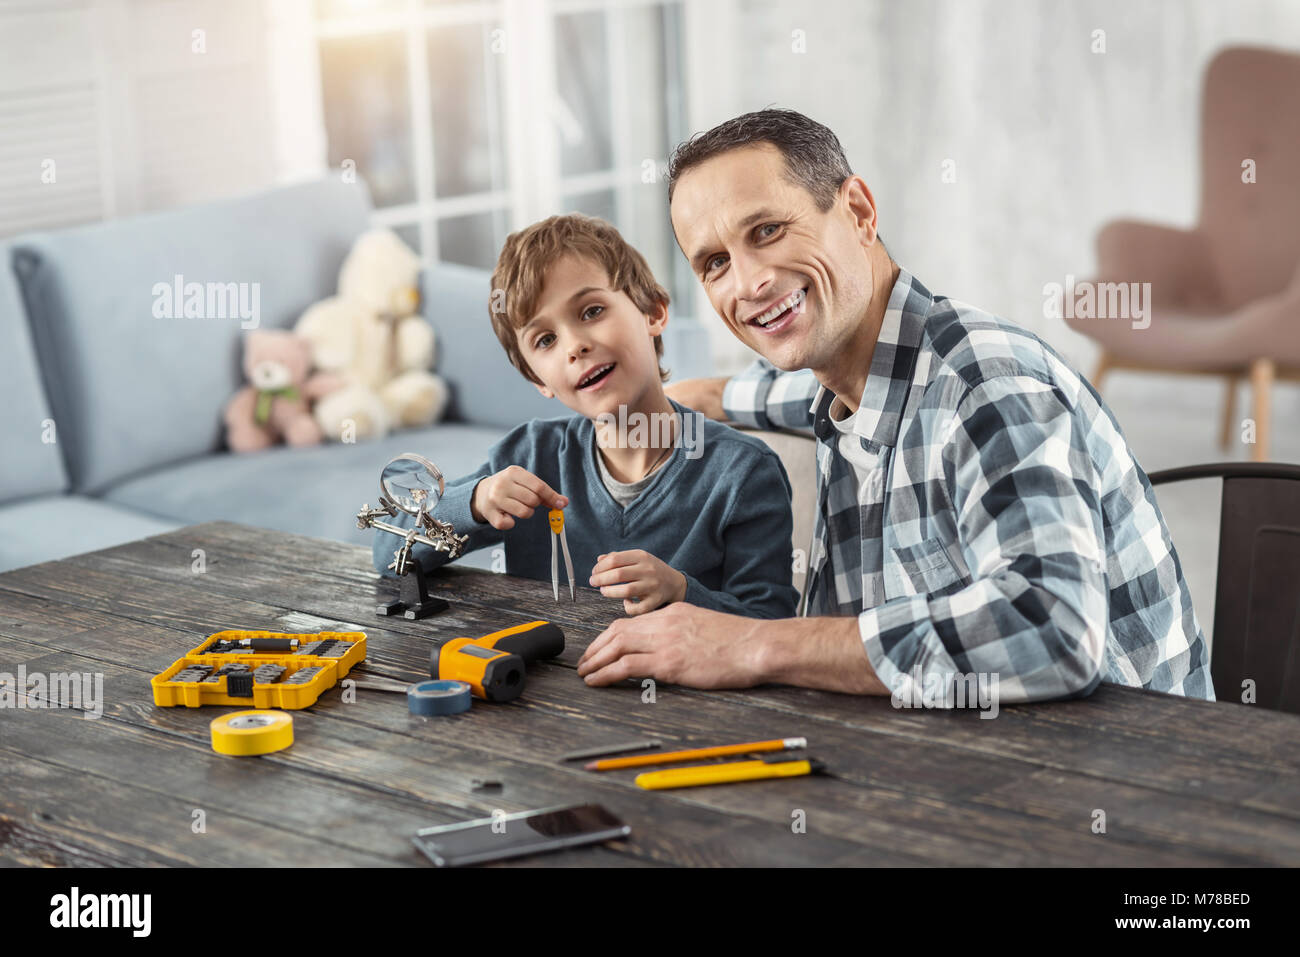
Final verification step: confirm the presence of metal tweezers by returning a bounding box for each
[345,668,421,694]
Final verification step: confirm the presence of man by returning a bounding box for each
[577,108,1213,705]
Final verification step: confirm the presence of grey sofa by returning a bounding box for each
[1,176,816,587]
[0,178,566,573]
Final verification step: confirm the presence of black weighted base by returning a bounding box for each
[375,563,449,619]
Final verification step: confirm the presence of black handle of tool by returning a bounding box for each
[246,638,297,652]
[481,622,565,662]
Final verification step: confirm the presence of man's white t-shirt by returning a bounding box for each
[827,394,877,485]
[825,394,880,609]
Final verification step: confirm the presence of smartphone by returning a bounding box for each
[411,803,631,867]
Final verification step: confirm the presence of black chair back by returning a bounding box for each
[1148,463,1300,713]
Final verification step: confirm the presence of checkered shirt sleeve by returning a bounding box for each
[722,358,820,433]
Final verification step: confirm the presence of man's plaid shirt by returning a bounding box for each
[723,267,1214,704]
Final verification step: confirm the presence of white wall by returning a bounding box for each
[684,0,1300,374]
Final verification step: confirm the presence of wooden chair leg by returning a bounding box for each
[1249,358,1274,462]
[1091,352,1112,393]
[1220,373,1240,450]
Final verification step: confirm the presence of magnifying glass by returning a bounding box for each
[379,452,446,518]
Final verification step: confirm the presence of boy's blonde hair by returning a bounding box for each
[489,214,670,386]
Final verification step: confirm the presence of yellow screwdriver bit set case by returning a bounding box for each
[151,630,368,710]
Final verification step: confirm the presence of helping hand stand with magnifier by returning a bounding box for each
[357,453,468,619]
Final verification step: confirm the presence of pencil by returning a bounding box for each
[584,736,807,771]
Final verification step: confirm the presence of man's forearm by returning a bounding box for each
[752,616,889,695]
[664,377,729,422]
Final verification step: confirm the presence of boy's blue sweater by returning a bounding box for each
[371,400,798,618]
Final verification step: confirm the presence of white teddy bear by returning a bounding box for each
[295,228,449,442]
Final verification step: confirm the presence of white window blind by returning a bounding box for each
[0,0,287,239]
[0,1,107,236]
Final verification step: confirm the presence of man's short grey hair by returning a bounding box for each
[667,108,854,212]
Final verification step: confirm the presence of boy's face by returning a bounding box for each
[518,254,668,417]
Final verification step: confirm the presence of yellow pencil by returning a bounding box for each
[636,757,826,790]
[584,736,807,771]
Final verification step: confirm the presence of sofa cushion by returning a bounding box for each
[11,178,373,495]
[0,494,182,573]
[0,245,69,503]
[99,423,507,549]
[423,262,565,429]
[737,428,817,595]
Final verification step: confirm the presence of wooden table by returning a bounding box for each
[2,520,1298,867]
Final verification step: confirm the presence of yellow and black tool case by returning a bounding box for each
[151,630,367,709]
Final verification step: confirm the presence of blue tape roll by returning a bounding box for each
[407,679,472,716]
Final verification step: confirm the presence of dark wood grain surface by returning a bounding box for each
[2,521,1297,867]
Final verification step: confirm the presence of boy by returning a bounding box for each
[372,214,797,619]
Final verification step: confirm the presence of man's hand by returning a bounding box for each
[578,609,887,694]
[470,465,567,530]
[589,550,687,616]
[665,376,730,422]
[577,603,767,688]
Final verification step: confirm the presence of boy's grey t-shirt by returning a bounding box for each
[592,440,668,509]
[371,398,799,619]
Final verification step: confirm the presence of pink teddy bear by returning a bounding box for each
[223,330,341,453]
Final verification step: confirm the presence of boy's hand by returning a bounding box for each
[471,466,567,530]
[589,550,687,616]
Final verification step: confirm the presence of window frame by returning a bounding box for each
[314,0,687,290]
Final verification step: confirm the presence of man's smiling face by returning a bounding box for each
[670,143,879,375]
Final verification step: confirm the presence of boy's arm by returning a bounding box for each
[679,451,799,619]
[721,358,820,435]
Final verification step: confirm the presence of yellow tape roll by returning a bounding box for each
[210,710,294,756]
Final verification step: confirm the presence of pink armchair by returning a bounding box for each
[1067,46,1300,461]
